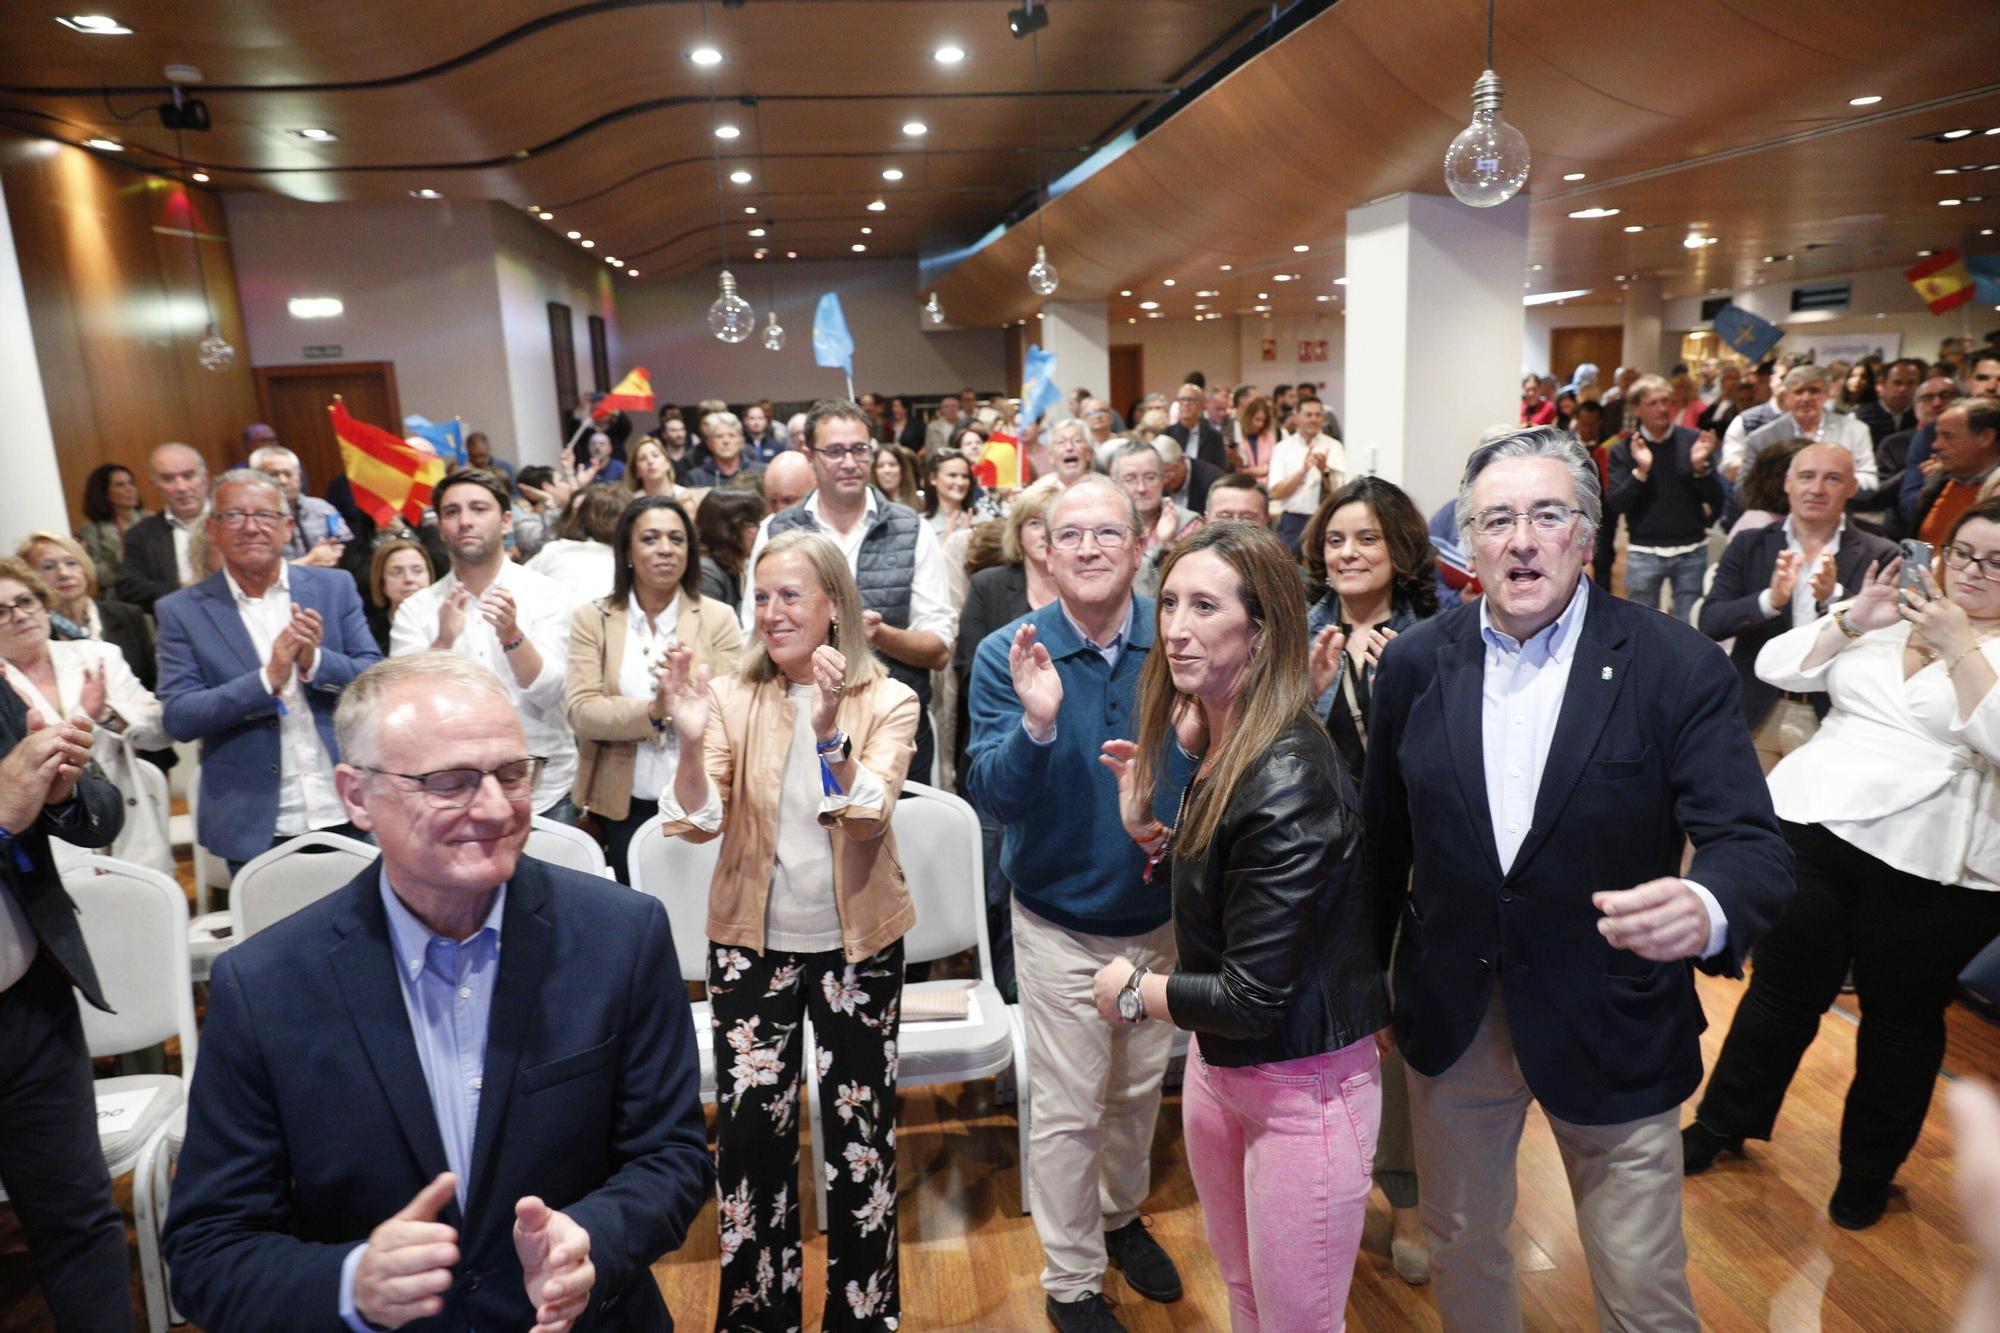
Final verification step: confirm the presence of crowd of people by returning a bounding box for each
[2,334,1998,1332]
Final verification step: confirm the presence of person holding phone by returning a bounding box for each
[1685,498,2000,1229]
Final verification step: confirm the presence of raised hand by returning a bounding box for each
[1628,434,1654,477]
[1008,623,1064,740]
[514,1196,595,1333]
[810,644,848,741]
[1845,555,1906,632]
[352,1172,460,1330]
[1309,625,1347,700]
[1902,564,1977,660]
[1095,738,1159,844]
[860,609,883,644]
[0,708,88,830]
[435,584,473,648]
[44,715,92,806]
[264,620,302,693]
[1691,429,1719,472]
[1768,549,1801,609]
[1807,550,1839,607]
[1593,877,1711,962]
[1359,625,1398,677]
[658,644,712,744]
[77,660,107,725]
[479,585,521,643]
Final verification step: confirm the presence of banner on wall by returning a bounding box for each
[1260,337,1277,362]
[1296,339,1330,364]
[1781,331,1903,364]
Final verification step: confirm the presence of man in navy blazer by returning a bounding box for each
[155,468,382,868]
[163,653,712,1332]
[1696,443,1897,767]
[1363,428,1791,1331]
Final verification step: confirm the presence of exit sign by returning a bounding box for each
[302,344,343,360]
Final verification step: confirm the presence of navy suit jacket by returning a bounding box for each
[162,856,713,1332]
[1362,580,1793,1125]
[1696,522,1898,727]
[154,566,381,861]
[113,512,182,614]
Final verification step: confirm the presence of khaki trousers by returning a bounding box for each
[1012,899,1178,1299]
[1406,986,1698,1332]
[1752,696,1819,774]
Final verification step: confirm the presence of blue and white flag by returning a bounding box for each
[812,292,854,377]
[403,415,467,466]
[1712,305,1782,363]
[1022,344,1062,425]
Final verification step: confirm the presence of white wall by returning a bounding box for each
[1522,302,1621,376]
[1239,312,1347,428]
[614,257,1005,404]
[1114,315,1243,399]
[490,206,619,466]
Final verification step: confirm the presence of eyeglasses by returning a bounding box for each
[1918,390,1962,403]
[0,594,44,623]
[810,444,873,462]
[1944,543,2000,579]
[215,508,288,530]
[359,757,546,809]
[1051,524,1135,551]
[1466,504,1581,541]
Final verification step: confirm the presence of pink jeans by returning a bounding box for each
[1183,1035,1380,1332]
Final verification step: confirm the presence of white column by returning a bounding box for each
[0,171,72,535]
[1621,276,1665,374]
[1344,192,1528,515]
[1036,301,1109,409]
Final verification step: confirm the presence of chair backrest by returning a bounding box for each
[626,812,719,983]
[893,781,989,970]
[63,855,199,1073]
[231,832,377,940]
[526,815,610,878]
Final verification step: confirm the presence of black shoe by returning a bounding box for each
[1829,1172,1892,1230]
[1104,1217,1183,1303]
[1681,1122,1744,1176]
[1046,1292,1126,1332]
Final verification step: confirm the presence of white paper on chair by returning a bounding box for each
[903,990,983,1030]
[96,1087,159,1133]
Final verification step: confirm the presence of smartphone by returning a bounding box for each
[1900,539,1934,593]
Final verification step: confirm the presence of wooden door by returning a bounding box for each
[253,362,402,496]
[1109,344,1143,423]
[1548,327,1624,388]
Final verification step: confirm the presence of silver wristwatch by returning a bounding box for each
[1117,966,1151,1022]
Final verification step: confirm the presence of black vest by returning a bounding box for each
[767,493,930,705]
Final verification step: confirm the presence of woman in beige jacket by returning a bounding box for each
[657,529,917,1333]
[565,494,741,882]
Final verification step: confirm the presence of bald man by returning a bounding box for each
[116,442,211,611]
[762,450,815,514]
[1161,381,1228,470]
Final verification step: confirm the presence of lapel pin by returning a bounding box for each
[1601,666,1614,681]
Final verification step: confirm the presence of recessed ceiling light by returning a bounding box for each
[1257,292,1269,300]
[190,171,210,183]
[852,242,868,252]
[689,45,723,66]
[729,169,753,184]
[1317,295,1331,302]
[867,199,886,212]
[1623,224,1645,233]
[1138,300,1159,310]
[56,15,131,34]
[933,44,965,64]
[1984,228,1997,236]
[1918,248,1935,257]
[1942,198,1964,206]
[860,226,872,235]
[748,227,766,237]
[1274,274,1292,282]
[1529,263,1544,271]
[82,138,122,151]
[744,205,757,214]
[1196,289,1217,297]
[1253,304,1271,312]
[1943,129,1974,140]
[1989,128,2000,136]
[1292,244,1310,253]
[902,121,928,137]
[754,249,767,259]
[1163,279,1176,287]
[286,296,343,319]
[1561,172,1587,181]
[1333,277,1347,285]
[714,125,740,140]
[566,230,581,239]
[882,168,904,181]
[291,128,339,141]
[1219,264,1232,271]
[409,188,442,199]
[1936,167,1961,175]
[786,250,797,258]
[1194,303,1207,309]
[605,256,620,265]
[537,210,553,220]
[627,269,639,277]
[1118,289,1132,296]
[1127,317,1137,324]
[1568,207,1621,219]
[579,239,595,248]
[1848,95,1882,107]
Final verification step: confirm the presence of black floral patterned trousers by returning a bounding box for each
[709,939,904,1332]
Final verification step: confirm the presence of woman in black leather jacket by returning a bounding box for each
[1095,521,1389,1331]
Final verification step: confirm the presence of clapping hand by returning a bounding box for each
[479,585,521,643]
[1806,550,1838,607]
[514,1196,594,1333]
[1095,739,1159,845]
[0,709,95,829]
[1844,556,1905,633]
[1691,429,1719,472]
[436,584,475,647]
[1593,877,1711,961]
[1358,624,1398,676]
[657,644,713,744]
[1009,623,1064,741]
[1309,626,1346,700]
[1628,434,1654,476]
[809,644,848,741]
[77,660,107,725]
[352,1173,460,1330]
[861,609,884,643]
[1768,549,1801,608]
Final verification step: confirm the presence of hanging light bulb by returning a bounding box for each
[1027,244,1059,297]
[707,270,755,343]
[197,322,236,371]
[761,309,786,351]
[924,291,946,326]
[1443,65,1530,207]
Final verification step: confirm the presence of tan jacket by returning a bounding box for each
[566,593,744,819]
[661,672,919,962]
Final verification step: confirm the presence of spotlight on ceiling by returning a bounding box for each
[1007,0,1049,38]
[729,169,753,184]
[56,15,132,34]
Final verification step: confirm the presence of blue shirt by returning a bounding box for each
[337,875,505,1331]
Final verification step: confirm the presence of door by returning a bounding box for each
[253,362,402,497]
[1547,327,1623,389]
[1109,344,1143,424]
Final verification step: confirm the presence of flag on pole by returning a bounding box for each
[1021,343,1062,426]
[1963,252,2000,307]
[1712,304,1783,362]
[813,293,855,392]
[594,367,654,418]
[403,414,466,466]
[973,431,1022,490]
[332,398,446,527]
[1906,250,1976,316]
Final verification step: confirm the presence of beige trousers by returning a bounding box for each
[1752,696,1820,774]
[1012,899,1178,1299]
[1405,986,1698,1332]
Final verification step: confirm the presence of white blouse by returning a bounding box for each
[619,592,681,801]
[1758,617,2000,890]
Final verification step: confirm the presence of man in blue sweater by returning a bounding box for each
[966,475,1184,1333]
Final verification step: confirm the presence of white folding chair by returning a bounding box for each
[808,781,1014,1229]
[231,831,377,940]
[627,811,722,1102]
[46,855,200,1333]
[525,814,611,878]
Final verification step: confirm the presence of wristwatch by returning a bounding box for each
[1117,966,1151,1022]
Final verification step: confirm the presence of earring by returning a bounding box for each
[829,617,840,639]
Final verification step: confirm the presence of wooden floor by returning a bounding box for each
[4,968,1995,1332]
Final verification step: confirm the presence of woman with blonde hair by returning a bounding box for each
[16,532,153,686]
[1095,521,1389,1330]
[657,529,916,1331]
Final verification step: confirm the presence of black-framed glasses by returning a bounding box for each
[1466,504,1581,541]
[809,444,872,462]
[1944,543,2000,579]
[215,508,288,530]
[0,594,44,623]
[1051,524,1135,551]
[359,757,546,809]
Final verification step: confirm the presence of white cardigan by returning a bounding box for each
[1757,616,2000,889]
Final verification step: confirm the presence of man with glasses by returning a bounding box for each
[1362,427,1789,1332]
[965,474,1191,1332]
[116,441,211,612]
[164,653,713,1333]
[157,469,381,872]
[391,469,582,823]
[250,442,355,567]
[1080,397,1117,453]
[1162,381,1227,470]
[1858,374,1959,533]
[748,399,955,784]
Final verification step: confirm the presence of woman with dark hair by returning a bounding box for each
[1554,389,1579,433]
[527,482,626,600]
[925,447,983,537]
[364,538,434,654]
[1836,360,1879,415]
[871,444,921,509]
[76,463,149,590]
[890,396,925,452]
[696,487,768,610]
[566,494,742,882]
[1232,394,1279,480]
[1094,522,1388,1329]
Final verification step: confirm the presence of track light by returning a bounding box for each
[1007,0,1049,38]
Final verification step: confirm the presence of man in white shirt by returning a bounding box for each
[391,469,581,820]
[748,400,956,784]
[1267,396,1344,553]
[1737,365,1879,494]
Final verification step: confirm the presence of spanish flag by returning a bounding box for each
[331,398,446,527]
[973,431,1022,490]
[594,367,654,418]
[1907,249,1976,316]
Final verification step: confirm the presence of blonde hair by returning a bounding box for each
[16,531,99,602]
[0,555,54,608]
[741,530,885,689]
[1001,479,1061,564]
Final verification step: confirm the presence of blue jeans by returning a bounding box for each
[1624,548,1707,623]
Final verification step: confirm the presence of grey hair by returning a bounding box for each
[1110,440,1162,475]
[1783,364,1828,391]
[1454,426,1602,540]
[211,467,286,508]
[333,652,515,770]
[150,441,206,474]
[246,444,301,474]
[1051,472,1143,532]
[1151,434,1185,468]
[1046,416,1089,445]
[701,412,742,440]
